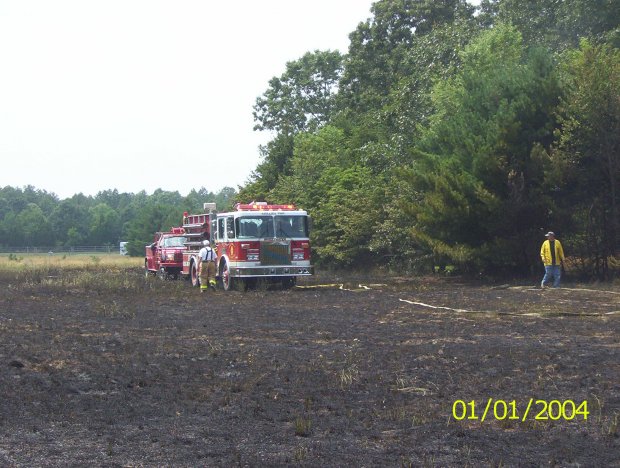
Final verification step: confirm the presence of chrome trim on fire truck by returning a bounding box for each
[229,265,314,277]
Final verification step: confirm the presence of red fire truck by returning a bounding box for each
[144,227,187,279]
[180,202,314,290]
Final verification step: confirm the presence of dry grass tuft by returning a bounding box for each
[0,254,149,294]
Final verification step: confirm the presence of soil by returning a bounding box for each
[0,271,618,467]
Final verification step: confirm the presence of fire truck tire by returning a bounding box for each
[190,261,200,288]
[220,260,235,291]
[157,267,168,280]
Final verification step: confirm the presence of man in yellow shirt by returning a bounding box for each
[540,231,565,288]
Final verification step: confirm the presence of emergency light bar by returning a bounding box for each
[234,202,297,211]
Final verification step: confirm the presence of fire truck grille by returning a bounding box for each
[260,242,291,265]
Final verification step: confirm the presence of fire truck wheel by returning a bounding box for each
[157,267,168,280]
[281,277,296,289]
[190,262,200,288]
[220,260,235,291]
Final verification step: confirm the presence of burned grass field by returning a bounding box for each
[0,262,619,466]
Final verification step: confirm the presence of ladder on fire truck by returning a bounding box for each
[181,203,216,249]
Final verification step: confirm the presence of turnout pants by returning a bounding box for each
[200,261,216,291]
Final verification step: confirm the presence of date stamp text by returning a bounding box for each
[452,399,589,422]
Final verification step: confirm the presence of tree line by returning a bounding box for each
[240,0,619,279]
[0,186,236,256]
[1,0,618,279]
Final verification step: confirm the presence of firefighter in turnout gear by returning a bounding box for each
[198,240,217,292]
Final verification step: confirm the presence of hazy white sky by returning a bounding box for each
[0,1,479,200]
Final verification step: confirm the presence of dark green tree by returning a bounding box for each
[88,203,121,245]
[408,24,560,273]
[16,203,51,246]
[552,40,620,278]
[269,126,384,266]
[124,203,180,257]
[253,50,344,135]
[488,0,620,50]
[338,0,475,117]
[244,50,345,199]
[0,212,20,247]
[239,134,295,202]
[48,196,92,247]
[213,186,237,211]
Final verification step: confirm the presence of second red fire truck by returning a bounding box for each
[144,227,187,279]
[179,202,313,290]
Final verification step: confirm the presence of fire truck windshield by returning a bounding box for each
[236,215,308,239]
[162,236,187,247]
[275,216,308,238]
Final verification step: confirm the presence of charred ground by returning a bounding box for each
[0,269,618,466]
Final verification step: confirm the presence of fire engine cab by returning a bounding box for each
[180,202,314,290]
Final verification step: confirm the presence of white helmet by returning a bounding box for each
[203,240,210,246]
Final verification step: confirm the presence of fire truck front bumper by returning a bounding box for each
[229,265,314,278]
